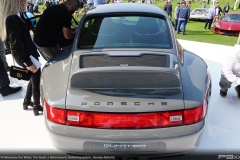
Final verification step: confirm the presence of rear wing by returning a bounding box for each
[71,67,181,89]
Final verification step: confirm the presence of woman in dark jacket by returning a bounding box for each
[0,0,43,116]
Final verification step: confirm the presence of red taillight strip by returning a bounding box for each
[67,111,183,129]
[44,99,66,125]
[44,99,207,129]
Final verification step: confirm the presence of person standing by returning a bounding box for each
[202,1,206,8]
[34,0,79,60]
[219,46,240,99]
[0,58,22,97]
[93,0,105,6]
[0,0,43,115]
[204,5,217,30]
[19,0,35,32]
[174,2,180,31]
[186,0,191,8]
[26,0,34,13]
[176,1,190,35]
[223,2,230,15]
[164,0,173,21]
[45,0,51,8]
[215,1,223,16]
[211,3,223,28]
[0,38,9,71]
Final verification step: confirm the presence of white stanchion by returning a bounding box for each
[234,0,239,10]
[234,32,240,49]
[238,32,240,45]
[210,0,216,8]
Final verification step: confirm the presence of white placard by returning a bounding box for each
[30,55,42,70]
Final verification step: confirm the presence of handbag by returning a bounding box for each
[10,65,32,81]
[8,43,32,81]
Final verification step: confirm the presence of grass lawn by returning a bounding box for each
[38,0,240,46]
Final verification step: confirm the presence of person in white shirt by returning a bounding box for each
[211,2,223,28]
[219,46,240,99]
[202,1,206,8]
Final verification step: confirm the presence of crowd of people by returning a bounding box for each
[169,0,191,35]
[25,0,41,14]
[0,0,80,116]
[169,0,232,35]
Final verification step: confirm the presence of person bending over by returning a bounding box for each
[34,0,79,60]
[219,46,240,99]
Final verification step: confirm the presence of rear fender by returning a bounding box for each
[176,42,209,109]
[40,50,73,109]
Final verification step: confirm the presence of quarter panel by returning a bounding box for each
[178,48,208,108]
[40,52,73,109]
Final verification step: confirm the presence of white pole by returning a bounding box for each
[237,32,240,45]
[210,0,215,8]
[234,0,240,10]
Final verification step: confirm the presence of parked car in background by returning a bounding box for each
[213,13,240,36]
[40,3,211,158]
[189,8,207,20]
[114,0,123,3]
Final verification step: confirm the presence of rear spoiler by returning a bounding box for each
[71,67,181,89]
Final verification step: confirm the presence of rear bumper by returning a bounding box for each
[189,16,206,20]
[45,117,206,156]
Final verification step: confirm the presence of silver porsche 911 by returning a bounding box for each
[40,3,211,158]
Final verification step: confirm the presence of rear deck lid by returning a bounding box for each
[66,67,184,112]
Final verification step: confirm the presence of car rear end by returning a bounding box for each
[43,54,207,156]
[43,6,208,157]
[189,8,207,20]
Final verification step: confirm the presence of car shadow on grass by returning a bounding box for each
[176,30,213,36]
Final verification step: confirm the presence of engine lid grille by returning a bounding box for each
[80,54,168,68]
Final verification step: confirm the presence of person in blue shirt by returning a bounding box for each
[164,0,173,21]
[202,1,206,8]
[176,1,190,35]
[93,0,105,6]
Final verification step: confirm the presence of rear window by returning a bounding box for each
[194,9,206,13]
[78,16,172,49]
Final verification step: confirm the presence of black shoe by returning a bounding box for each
[5,66,10,72]
[179,30,182,32]
[23,99,34,110]
[235,85,240,100]
[183,33,187,35]
[220,90,227,98]
[204,27,206,29]
[33,104,43,116]
[1,86,22,97]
